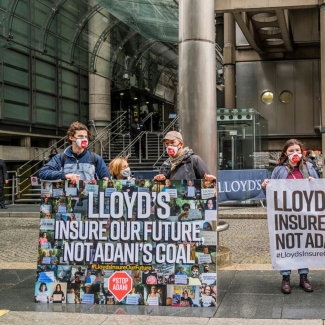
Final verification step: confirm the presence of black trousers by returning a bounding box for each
[0,184,5,207]
[134,138,146,158]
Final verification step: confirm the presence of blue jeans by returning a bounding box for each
[280,268,309,276]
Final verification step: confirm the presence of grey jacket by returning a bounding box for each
[271,162,319,179]
[159,149,210,180]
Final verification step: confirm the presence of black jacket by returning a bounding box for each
[159,149,210,180]
[0,159,8,184]
[130,121,146,139]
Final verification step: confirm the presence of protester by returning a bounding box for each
[108,157,133,180]
[50,283,65,303]
[262,139,318,294]
[180,289,194,307]
[152,109,160,131]
[154,131,216,181]
[130,116,146,159]
[39,122,110,183]
[199,285,216,307]
[146,285,162,305]
[0,158,8,209]
[305,149,321,177]
[35,282,49,303]
[178,203,190,221]
[161,179,176,192]
[47,148,58,162]
[204,199,216,211]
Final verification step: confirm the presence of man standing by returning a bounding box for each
[39,121,110,183]
[152,109,160,131]
[0,159,8,209]
[154,131,215,181]
[130,116,146,159]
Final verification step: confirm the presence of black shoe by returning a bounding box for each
[0,206,7,209]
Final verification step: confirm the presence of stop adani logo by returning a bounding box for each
[108,271,133,301]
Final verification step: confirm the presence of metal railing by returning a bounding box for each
[3,171,18,205]
[15,113,128,200]
[17,136,68,197]
[88,112,128,156]
[113,116,179,166]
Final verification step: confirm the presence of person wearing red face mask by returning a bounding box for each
[262,139,318,294]
[39,122,110,183]
[154,131,215,182]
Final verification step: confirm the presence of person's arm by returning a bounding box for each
[192,156,211,179]
[39,155,66,180]
[1,160,8,184]
[95,156,111,179]
[154,160,171,180]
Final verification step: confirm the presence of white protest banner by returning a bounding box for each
[267,179,325,269]
[198,254,212,264]
[204,210,217,221]
[166,189,177,198]
[201,188,215,200]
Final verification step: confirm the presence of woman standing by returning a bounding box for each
[262,139,318,294]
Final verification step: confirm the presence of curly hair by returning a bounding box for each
[66,122,90,144]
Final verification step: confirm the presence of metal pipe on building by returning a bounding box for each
[224,13,236,109]
[178,0,217,175]
[321,4,325,177]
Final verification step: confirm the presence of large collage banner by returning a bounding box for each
[267,179,325,270]
[36,179,217,307]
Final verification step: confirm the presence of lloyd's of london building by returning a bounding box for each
[0,0,324,187]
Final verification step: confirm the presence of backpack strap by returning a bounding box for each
[90,152,98,168]
[60,152,66,171]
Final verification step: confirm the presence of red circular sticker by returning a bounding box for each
[146,275,157,284]
[167,147,176,156]
[291,154,301,163]
[80,139,88,148]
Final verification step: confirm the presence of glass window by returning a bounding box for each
[3,85,29,120]
[62,69,78,99]
[279,91,292,104]
[36,93,56,124]
[261,91,274,104]
[36,61,56,93]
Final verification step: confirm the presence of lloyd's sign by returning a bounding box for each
[218,169,268,202]
[35,179,217,307]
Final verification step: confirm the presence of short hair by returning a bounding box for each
[109,157,128,178]
[182,203,190,210]
[66,122,90,144]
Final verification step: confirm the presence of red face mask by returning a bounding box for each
[166,145,179,157]
[288,153,302,163]
[75,138,88,149]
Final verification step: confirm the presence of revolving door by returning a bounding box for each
[217,108,268,170]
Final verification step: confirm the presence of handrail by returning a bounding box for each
[118,131,147,158]
[19,136,67,171]
[159,116,179,137]
[88,111,127,148]
[141,112,154,131]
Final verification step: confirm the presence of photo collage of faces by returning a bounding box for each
[36,179,217,306]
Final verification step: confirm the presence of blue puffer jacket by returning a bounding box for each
[39,146,110,181]
[271,162,319,179]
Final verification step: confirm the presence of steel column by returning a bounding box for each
[178,0,217,175]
